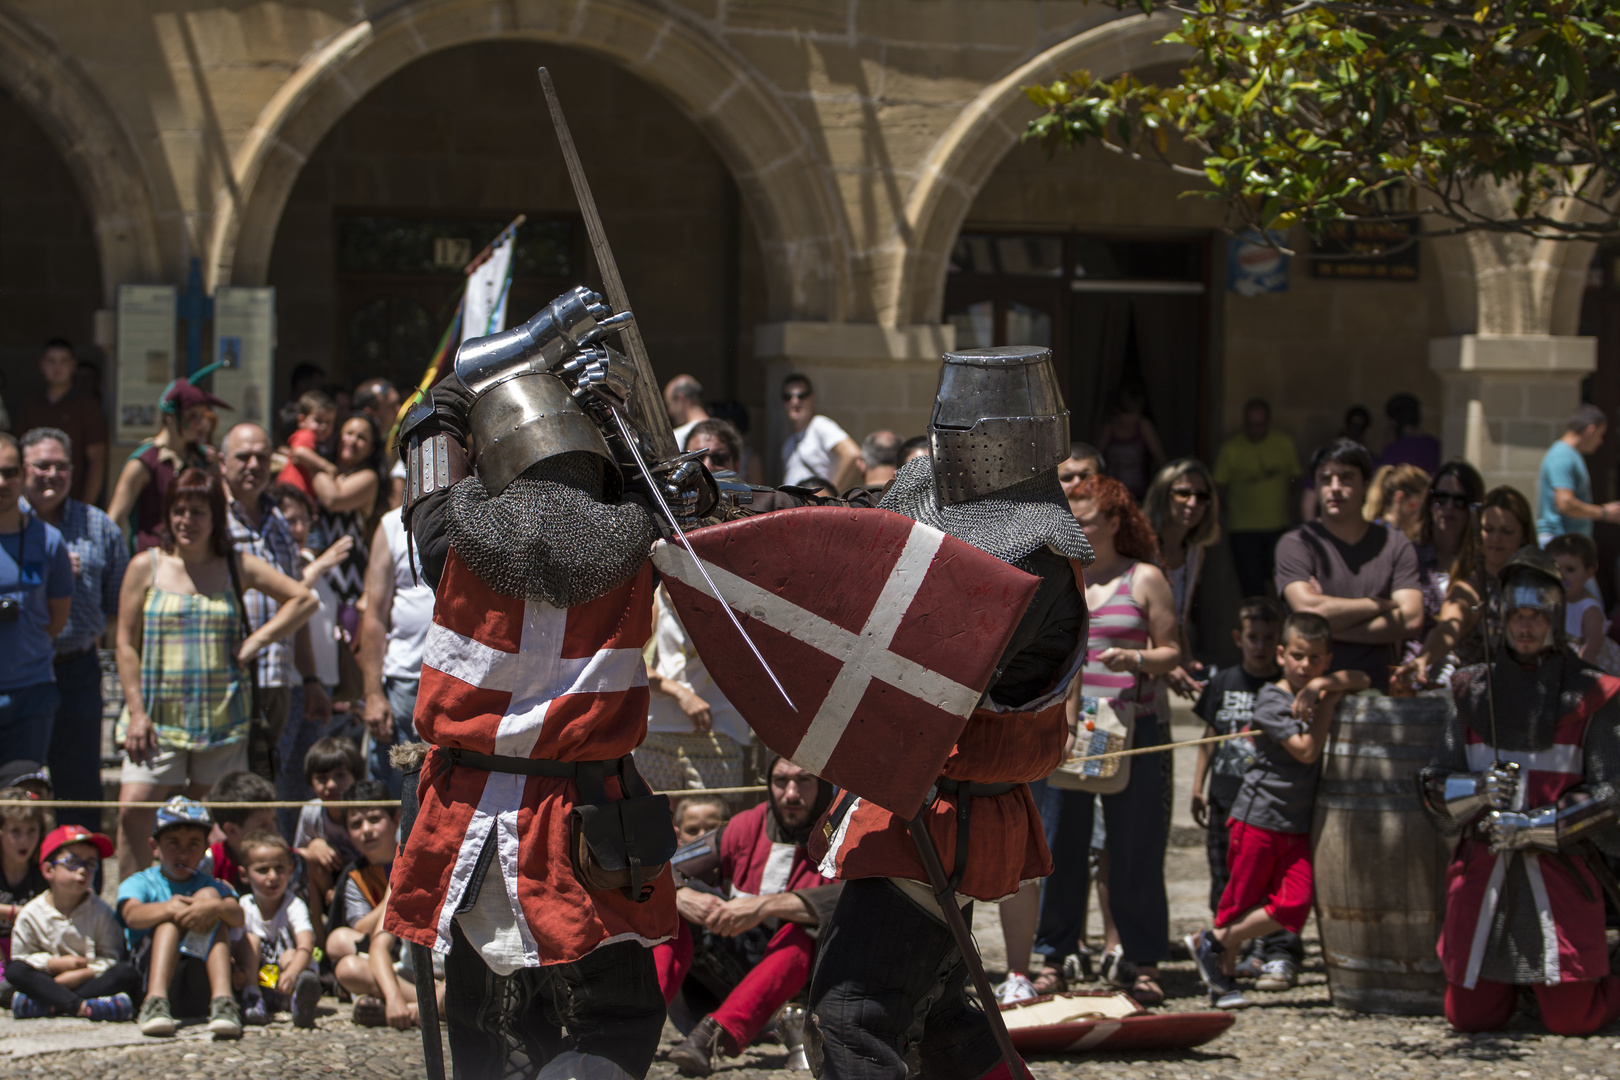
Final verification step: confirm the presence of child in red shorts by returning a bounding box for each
[1184,611,1368,1009]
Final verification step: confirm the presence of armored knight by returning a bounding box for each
[1419,547,1620,1035]
[807,346,1093,1080]
[384,286,708,1080]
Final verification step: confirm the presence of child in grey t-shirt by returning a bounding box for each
[1185,612,1368,1009]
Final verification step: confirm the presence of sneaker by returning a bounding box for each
[1097,944,1137,989]
[208,995,243,1039]
[996,971,1038,1005]
[1212,985,1249,1010]
[352,995,387,1027]
[10,992,50,1019]
[1233,949,1265,980]
[83,993,134,1022]
[1062,950,1095,984]
[1256,958,1298,991]
[291,969,321,1029]
[139,995,177,1037]
[242,989,271,1026]
[1183,930,1226,991]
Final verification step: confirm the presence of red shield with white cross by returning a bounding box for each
[651,507,1041,818]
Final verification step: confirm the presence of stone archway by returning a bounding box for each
[889,13,1186,327]
[0,6,162,300]
[209,0,848,322]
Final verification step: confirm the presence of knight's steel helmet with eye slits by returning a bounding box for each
[927,345,1070,506]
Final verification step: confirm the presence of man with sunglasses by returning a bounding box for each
[779,375,862,492]
[0,432,74,773]
[18,428,127,833]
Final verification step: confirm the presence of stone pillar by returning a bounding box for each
[753,322,955,483]
[1428,334,1597,496]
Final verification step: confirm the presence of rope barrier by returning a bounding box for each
[0,786,769,811]
[1065,727,1255,765]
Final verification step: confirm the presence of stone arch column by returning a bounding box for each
[208,0,848,322]
[0,7,163,302]
[889,12,1187,327]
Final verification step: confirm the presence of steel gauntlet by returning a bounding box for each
[1424,762,1520,826]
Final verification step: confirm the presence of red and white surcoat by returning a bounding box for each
[1439,676,1620,989]
[722,802,833,900]
[814,560,1086,903]
[384,548,677,964]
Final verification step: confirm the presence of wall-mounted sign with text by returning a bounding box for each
[1311,218,1420,281]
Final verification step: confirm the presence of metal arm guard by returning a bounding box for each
[1419,761,1521,827]
[1484,795,1618,853]
[454,285,628,394]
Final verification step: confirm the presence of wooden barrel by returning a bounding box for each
[1311,692,1452,1015]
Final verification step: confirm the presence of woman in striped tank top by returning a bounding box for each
[1031,475,1181,1004]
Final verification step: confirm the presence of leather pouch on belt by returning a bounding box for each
[570,795,677,902]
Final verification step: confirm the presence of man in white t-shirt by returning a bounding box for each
[665,374,711,452]
[357,507,435,796]
[779,374,861,490]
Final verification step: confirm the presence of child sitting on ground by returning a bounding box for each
[1547,533,1620,674]
[0,786,49,987]
[8,824,137,1021]
[276,390,337,498]
[232,832,321,1029]
[655,795,733,1006]
[327,780,439,1029]
[204,771,280,891]
[116,797,245,1038]
[674,793,730,845]
[1186,611,1369,1010]
[294,737,364,914]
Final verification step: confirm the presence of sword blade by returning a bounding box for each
[537,67,677,462]
[611,407,797,713]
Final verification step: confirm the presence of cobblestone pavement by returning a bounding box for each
[8,712,1620,1077]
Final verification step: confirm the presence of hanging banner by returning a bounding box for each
[115,284,177,443]
[212,287,276,428]
[461,224,517,345]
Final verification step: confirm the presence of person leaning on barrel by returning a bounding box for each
[1418,547,1620,1035]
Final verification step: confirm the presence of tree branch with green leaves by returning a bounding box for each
[1022,1,1620,249]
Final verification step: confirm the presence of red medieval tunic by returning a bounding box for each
[723,801,835,901]
[813,562,1086,902]
[384,548,677,964]
[1439,671,1620,989]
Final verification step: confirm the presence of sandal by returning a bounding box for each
[1031,968,1066,996]
[1127,972,1165,1007]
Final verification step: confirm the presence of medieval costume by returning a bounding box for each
[663,758,840,1075]
[1420,548,1620,1035]
[385,287,695,1080]
[807,346,1093,1080]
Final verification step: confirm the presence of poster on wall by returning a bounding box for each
[1227,229,1289,296]
[115,284,177,444]
[212,287,276,428]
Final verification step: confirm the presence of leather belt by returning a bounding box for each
[933,777,1022,894]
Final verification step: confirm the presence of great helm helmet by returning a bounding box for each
[1497,545,1564,656]
[927,346,1069,506]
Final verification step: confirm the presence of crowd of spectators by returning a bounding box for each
[4,337,1620,1047]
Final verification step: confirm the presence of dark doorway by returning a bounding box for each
[334,212,588,393]
[944,231,1210,461]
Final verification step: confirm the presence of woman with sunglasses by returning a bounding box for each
[1142,460,1221,698]
[1394,481,1532,690]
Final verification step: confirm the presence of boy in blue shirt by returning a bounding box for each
[0,433,74,767]
[116,797,244,1038]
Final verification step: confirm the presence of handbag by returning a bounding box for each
[224,550,278,782]
[1048,693,1136,795]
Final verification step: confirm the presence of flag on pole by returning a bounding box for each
[462,219,520,345]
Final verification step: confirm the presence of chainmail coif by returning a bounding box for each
[880,455,1094,566]
[446,451,655,607]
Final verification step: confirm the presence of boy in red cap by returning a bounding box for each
[8,824,139,1020]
